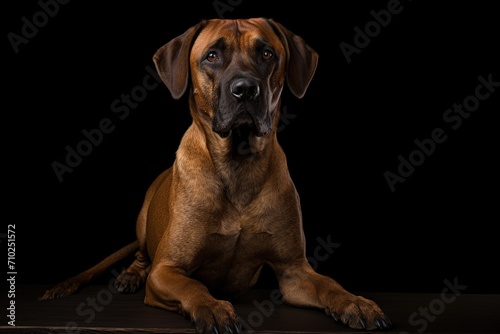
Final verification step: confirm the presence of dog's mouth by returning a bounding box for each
[220,123,260,158]
[214,111,270,139]
[217,125,252,139]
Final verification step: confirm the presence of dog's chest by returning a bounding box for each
[194,218,274,290]
[207,217,274,257]
[189,180,287,290]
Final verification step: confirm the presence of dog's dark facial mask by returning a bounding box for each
[213,73,268,139]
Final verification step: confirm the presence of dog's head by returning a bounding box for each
[153,18,318,139]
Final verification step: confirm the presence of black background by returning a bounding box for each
[4,1,499,295]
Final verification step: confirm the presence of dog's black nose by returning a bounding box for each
[230,78,260,101]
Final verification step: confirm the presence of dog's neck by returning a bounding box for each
[182,108,285,209]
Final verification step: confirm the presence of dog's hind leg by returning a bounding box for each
[113,174,162,293]
[114,249,151,293]
[114,194,152,293]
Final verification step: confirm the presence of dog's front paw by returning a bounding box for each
[191,299,241,334]
[325,294,391,330]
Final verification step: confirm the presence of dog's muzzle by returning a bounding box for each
[213,76,272,138]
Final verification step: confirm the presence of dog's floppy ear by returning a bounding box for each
[267,19,319,99]
[153,21,207,99]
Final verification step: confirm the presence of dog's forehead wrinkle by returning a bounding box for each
[211,37,226,50]
[195,22,280,68]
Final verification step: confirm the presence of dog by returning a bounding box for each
[40,17,391,333]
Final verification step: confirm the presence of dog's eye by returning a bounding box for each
[262,49,273,60]
[206,51,218,62]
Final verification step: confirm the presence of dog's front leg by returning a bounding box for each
[145,264,241,334]
[274,261,391,330]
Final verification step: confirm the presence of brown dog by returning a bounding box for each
[40,18,391,333]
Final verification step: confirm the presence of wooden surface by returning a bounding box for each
[1,284,499,333]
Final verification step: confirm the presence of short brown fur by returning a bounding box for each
[40,18,390,333]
